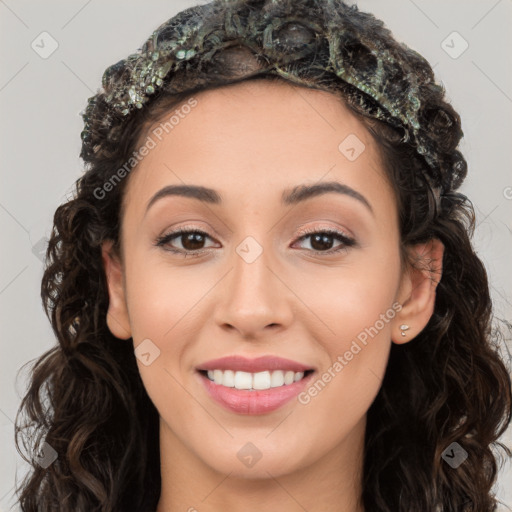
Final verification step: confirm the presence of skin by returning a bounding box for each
[102,79,444,512]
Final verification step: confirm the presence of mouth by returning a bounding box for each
[196,368,316,415]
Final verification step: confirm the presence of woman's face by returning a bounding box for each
[102,79,441,480]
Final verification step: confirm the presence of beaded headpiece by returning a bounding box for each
[80,0,467,204]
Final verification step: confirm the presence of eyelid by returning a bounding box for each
[295,223,353,240]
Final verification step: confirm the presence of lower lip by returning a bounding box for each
[197,371,315,415]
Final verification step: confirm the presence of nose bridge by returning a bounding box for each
[231,231,279,309]
[214,226,294,335]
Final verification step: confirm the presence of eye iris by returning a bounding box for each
[182,232,205,250]
[310,233,334,251]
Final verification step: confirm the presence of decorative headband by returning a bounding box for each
[80,0,467,205]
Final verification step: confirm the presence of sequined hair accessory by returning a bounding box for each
[80,0,467,205]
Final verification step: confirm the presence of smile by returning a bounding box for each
[196,368,316,415]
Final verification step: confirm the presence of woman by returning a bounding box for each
[14,0,512,510]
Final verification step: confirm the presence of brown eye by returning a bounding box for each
[155,228,216,256]
[154,226,356,257]
[294,228,356,255]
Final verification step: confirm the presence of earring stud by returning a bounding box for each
[400,324,410,337]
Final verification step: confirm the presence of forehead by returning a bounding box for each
[122,79,393,219]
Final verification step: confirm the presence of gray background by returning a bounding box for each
[1,0,511,510]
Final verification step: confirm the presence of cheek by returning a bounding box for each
[124,257,219,404]
[289,244,400,338]
[124,264,207,417]
[290,249,398,431]
[294,298,395,459]
[124,250,213,340]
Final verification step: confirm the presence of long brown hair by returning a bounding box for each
[14,1,511,510]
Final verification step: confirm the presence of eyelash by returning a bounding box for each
[154,225,356,258]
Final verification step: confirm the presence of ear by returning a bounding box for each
[101,239,132,340]
[392,238,444,344]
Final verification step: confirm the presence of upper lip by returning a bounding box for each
[196,355,315,373]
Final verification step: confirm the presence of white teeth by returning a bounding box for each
[222,369,235,387]
[284,370,295,385]
[212,369,223,385]
[234,371,252,390]
[205,369,307,390]
[270,370,284,387]
[253,371,271,390]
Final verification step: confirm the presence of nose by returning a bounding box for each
[213,240,294,339]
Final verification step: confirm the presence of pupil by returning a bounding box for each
[311,234,333,251]
[183,233,204,250]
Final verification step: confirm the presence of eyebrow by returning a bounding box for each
[144,181,373,216]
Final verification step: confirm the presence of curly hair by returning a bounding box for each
[14,0,512,511]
